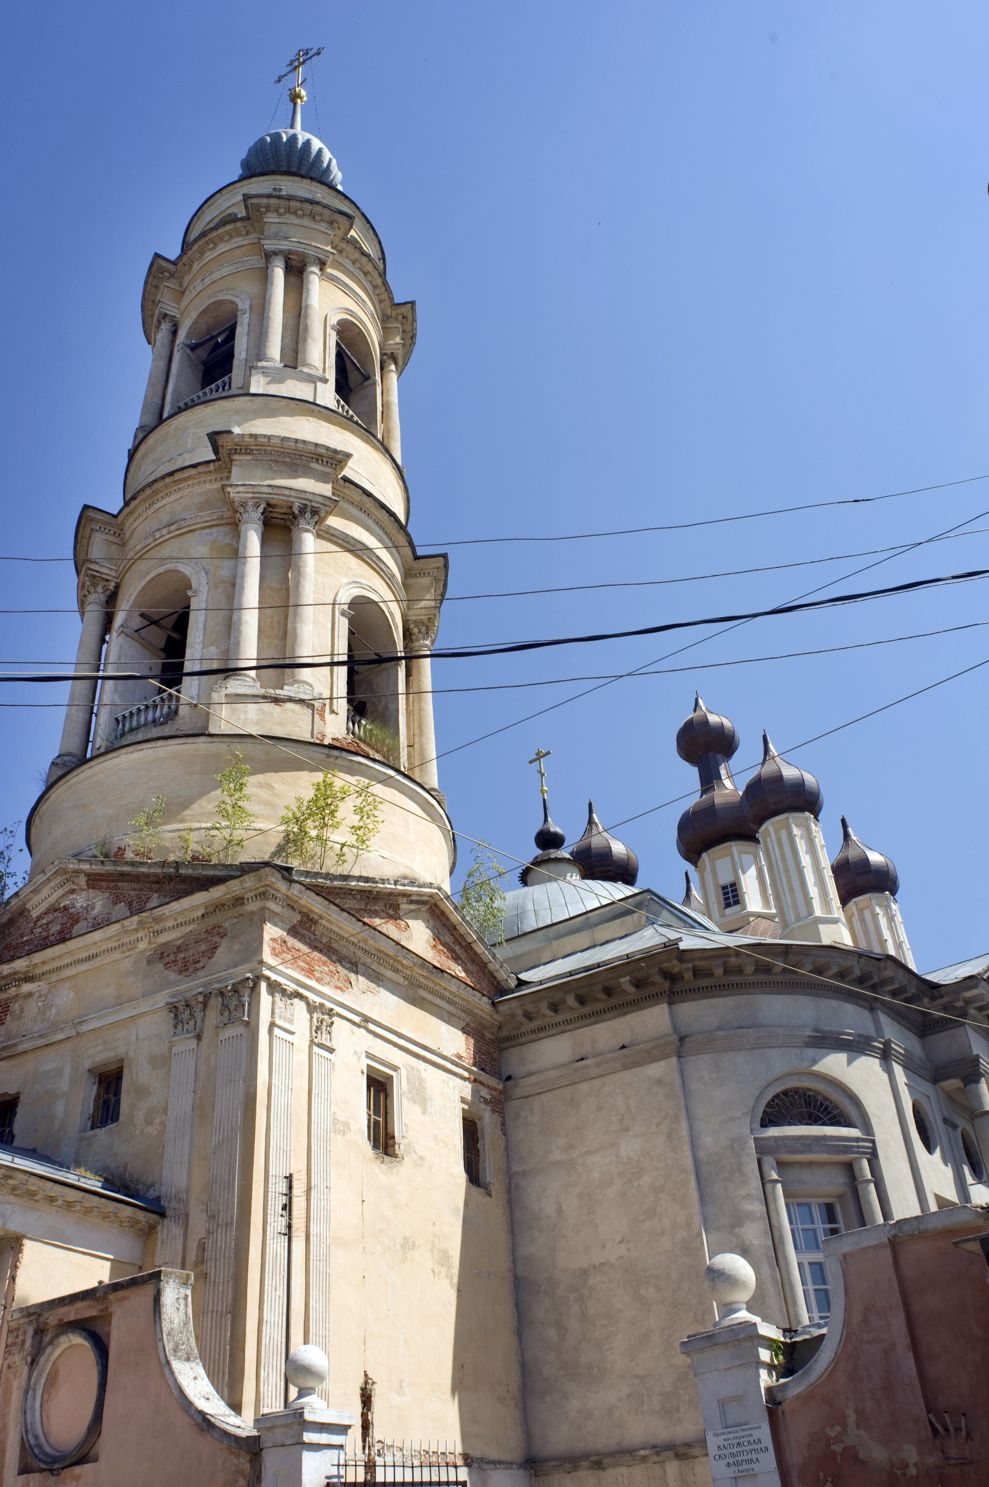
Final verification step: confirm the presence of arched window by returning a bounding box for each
[760,1088,850,1129]
[169,300,240,412]
[102,571,192,745]
[344,596,400,766]
[334,320,378,433]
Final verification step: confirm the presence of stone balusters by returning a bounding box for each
[47,577,114,784]
[133,314,177,443]
[259,252,287,366]
[227,501,266,687]
[298,256,325,373]
[286,504,321,694]
[406,618,439,793]
[381,352,402,461]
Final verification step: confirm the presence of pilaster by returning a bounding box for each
[156,991,209,1266]
[259,985,298,1412]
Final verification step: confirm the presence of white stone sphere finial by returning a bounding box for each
[285,1344,328,1406]
[705,1252,759,1327]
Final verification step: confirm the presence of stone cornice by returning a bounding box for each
[140,252,178,345]
[496,937,986,1045]
[0,865,499,1041]
[0,1166,160,1237]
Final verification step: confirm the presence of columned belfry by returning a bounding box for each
[35,74,450,887]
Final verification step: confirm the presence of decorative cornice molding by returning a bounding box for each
[0,1168,159,1238]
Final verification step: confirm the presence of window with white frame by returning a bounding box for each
[785,1199,843,1323]
[720,880,741,910]
[364,1058,400,1157]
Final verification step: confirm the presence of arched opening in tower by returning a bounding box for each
[334,320,378,433]
[169,299,239,412]
[98,571,193,748]
[345,597,400,765]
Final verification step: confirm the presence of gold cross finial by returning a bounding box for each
[529,748,551,800]
[275,45,325,105]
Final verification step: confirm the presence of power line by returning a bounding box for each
[431,501,989,764]
[0,618,986,706]
[0,565,986,683]
[2,526,985,615]
[0,471,986,565]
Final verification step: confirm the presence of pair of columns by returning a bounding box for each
[229,501,320,693]
[259,253,324,373]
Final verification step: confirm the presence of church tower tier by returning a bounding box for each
[32,98,453,888]
[831,816,915,966]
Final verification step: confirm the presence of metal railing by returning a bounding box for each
[175,373,232,412]
[343,1443,467,1487]
[334,392,368,430]
[112,692,179,742]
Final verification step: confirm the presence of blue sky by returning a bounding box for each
[2,2,988,971]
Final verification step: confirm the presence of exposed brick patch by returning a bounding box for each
[158,923,228,977]
[318,888,412,944]
[460,1023,501,1078]
[0,871,217,965]
[268,916,356,992]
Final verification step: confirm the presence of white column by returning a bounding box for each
[48,578,113,782]
[307,1012,334,1366]
[286,504,320,696]
[852,1156,884,1226]
[134,315,177,440]
[298,257,324,373]
[157,993,209,1266]
[759,1156,809,1329]
[259,987,297,1413]
[200,977,255,1397]
[759,814,851,946]
[228,501,266,687]
[259,252,287,366]
[381,353,402,461]
[407,619,439,791]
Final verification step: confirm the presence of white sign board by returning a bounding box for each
[706,1421,776,1480]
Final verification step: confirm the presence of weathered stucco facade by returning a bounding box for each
[2,83,989,1487]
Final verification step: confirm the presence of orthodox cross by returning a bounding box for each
[274,46,325,93]
[529,748,551,801]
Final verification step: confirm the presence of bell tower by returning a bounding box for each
[34,72,451,887]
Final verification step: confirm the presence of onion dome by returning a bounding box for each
[571,802,639,886]
[241,93,343,190]
[831,817,899,906]
[676,694,740,765]
[677,788,756,865]
[741,733,823,830]
[519,798,581,887]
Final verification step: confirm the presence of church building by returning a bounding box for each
[1,66,988,1487]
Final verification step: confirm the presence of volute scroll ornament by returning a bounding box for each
[234,499,267,528]
[310,1008,335,1048]
[406,617,438,651]
[292,502,321,532]
[217,975,256,1027]
[168,991,210,1040]
[80,576,115,612]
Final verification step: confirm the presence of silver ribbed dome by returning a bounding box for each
[241,126,342,189]
[498,877,639,942]
[831,817,899,906]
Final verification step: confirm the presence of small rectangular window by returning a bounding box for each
[463,1115,482,1186]
[0,1097,18,1147]
[367,1075,389,1154]
[721,880,741,910]
[91,1068,123,1130]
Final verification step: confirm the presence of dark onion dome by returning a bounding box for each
[677,786,756,865]
[534,798,566,852]
[571,802,639,886]
[676,694,740,765]
[830,816,900,906]
[741,732,823,830]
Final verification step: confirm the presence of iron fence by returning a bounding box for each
[342,1443,468,1487]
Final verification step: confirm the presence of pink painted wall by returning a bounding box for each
[771,1214,989,1485]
